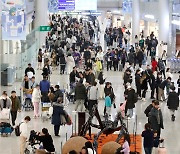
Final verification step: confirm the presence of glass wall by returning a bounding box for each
[1,26,40,81]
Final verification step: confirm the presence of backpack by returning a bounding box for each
[15,122,23,136]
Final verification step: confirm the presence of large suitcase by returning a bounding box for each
[157,141,167,154]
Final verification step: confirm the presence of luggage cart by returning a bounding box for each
[41,102,51,122]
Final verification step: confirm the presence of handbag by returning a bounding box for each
[60,115,66,125]
[0,108,10,120]
[113,103,116,109]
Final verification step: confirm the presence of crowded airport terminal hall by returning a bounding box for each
[0,0,180,153]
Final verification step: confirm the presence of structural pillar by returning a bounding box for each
[98,12,108,51]
[132,0,140,43]
[158,0,170,44]
[0,2,2,92]
[34,0,49,47]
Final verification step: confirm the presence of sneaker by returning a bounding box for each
[142,98,146,101]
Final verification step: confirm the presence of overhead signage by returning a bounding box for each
[58,0,75,11]
[39,26,51,32]
[48,0,97,12]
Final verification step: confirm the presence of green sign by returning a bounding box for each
[39,26,51,32]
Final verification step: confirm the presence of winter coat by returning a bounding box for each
[135,74,141,88]
[137,51,144,61]
[51,103,65,126]
[0,96,12,110]
[167,91,179,110]
[32,88,41,103]
[10,96,21,111]
[75,83,87,100]
[128,52,135,64]
[149,107,164,131]
[141,78,148,90]
[125,89,136,109]
[53,90,63,102]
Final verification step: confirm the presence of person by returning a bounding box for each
[53,85,63,102]
[167,86,179,121]
[40,76,50,102]
[10,91,21,126]
[144,100,155,123]
[151,57,158,73]
[87,82,99,113]
[140,73,148,101]
[158,58,166,79]
[25,63,35,77]
[51,97,65,136]
[158,77,171,101]
[66,53,75,75]
[177,75,180,96]
[80,147,88,154]
[35,128,55,153]
[155,72,162,100]
[135,69,141,99]
[134,35,139,47]
[20,116,31,154]
[124,86,136,118]
[22,75,33,97]
[136,49,144,68]
[105,49,112,71]
[94,58,102,78]
[59,54,66,75]
[161,50,167,66]
[38,49,43,70]
[98,72,106,99]
[85,141,96,154]
[0,91,12,110]
[120,133,130,154]
[74,80,87,112]
[149,100,164,137]
[42,62,51,81]
[104,92,112,117]
[69,150,77,154]
[141,123,154,154]
[32,84,41,118]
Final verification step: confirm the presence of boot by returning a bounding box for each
[171,114,175,121]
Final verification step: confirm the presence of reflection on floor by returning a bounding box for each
[0,68,179,154]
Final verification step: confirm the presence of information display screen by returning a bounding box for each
[48,0,97,12]
[58,0,75,11]
[75,0,97,11]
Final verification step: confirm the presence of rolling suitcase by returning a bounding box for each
[119,64,123,71]
[157,140,167,154]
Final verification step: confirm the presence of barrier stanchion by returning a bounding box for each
[75,114,77,136]
[61,141,63,154]
[66,132,68,141]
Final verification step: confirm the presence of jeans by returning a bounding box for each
[107,61,112,71]
[144,147,152,154]
[128,109,133,118]
[158,87,165,101]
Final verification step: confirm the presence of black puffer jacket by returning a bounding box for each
[75,83,87,100]
[167,91,179,110]
[125,89,136,109]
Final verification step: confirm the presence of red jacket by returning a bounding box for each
[151,60,158,72]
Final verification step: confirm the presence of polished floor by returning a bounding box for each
[0,65,179,154]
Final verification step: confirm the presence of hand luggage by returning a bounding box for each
[119,64,123,71]
[0,108,10,120]
[157,140,167,154]
[0,122,13,135]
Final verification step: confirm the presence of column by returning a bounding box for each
[158,0,170,44]
[34,0,49,47]
[132,0,140,43]
[98,12,107,51]
[0,1,2,91]
[144,21,149,38]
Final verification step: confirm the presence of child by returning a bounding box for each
[105,92,112,117]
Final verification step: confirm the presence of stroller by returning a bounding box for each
[23,93,34,111]
[25,130,41,154]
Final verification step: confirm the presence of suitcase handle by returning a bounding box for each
[159,139,165,148]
